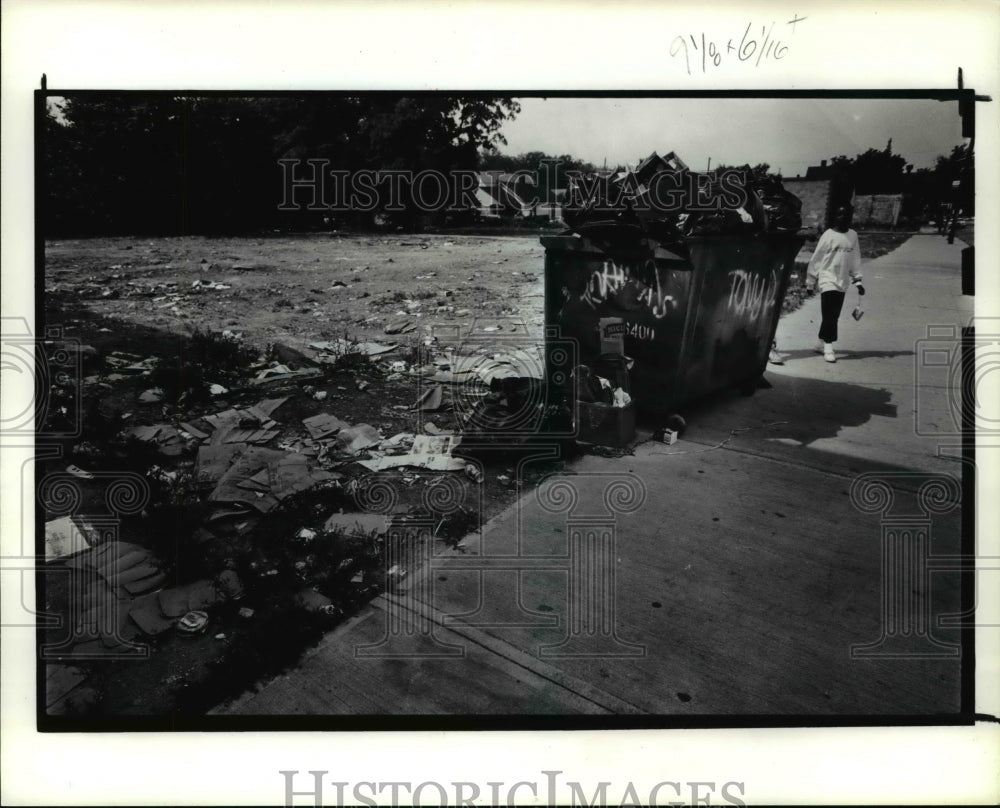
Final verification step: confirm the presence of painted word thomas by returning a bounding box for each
[280,770,748,807]
[278,160,750,214]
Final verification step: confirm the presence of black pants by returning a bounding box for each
[819,290,846,343]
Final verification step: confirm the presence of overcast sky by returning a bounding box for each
[496,97,966,175]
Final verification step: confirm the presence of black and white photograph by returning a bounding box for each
[32,91,977,724]
[3,2,999,806]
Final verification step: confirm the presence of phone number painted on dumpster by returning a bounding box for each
[670,16,806,74]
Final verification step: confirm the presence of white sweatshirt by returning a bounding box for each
[806,228,863,293]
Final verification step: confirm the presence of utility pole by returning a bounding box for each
[706,157,712,172]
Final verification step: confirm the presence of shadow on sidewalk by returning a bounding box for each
[667,373,898,449]
[776,349,916,362]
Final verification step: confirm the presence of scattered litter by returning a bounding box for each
[157,580,220,617]
[390,360,408,373]
[302,412,350,440]
[464,463,484,483]
[384,315,417,335]
[380,432,415,452]
[313,390,328,401]
[176,611,210,637]
[214,633,227,640]
[334,423,382,454]
[252,365,321,385]
[652,427,679,445]
[309,339,399,358]
[296,528,317,541]
[178,421,210,440]
[357,381,370,392]
[294,588,333,613]
[44,516,99,562]
[413,384,445,411]
[357,434,465,472]
[138,387,165,404]
[125,424,187,456]
[209,383,229,396]
[65,464,95,480]
[208,446,337,514]
[215,569,245,601]
[238,607,255,619]
[423,422,453,436]
[323,512,390,538]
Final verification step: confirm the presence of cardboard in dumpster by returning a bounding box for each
[576,401,636,448]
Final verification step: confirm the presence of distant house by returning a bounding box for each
[475,172,535,219]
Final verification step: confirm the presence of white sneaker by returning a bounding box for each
[824,345,837,363]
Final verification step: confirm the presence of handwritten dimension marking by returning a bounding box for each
[670,18,804,75]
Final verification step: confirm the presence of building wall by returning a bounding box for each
[783,178,832,233]
[852,194,903,227]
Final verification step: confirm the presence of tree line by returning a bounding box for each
[42,95,523,236]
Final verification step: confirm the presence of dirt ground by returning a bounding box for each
[39,231,563,721]
[45,232,547,351]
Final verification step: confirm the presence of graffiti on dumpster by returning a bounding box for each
[576,259,678,322]
[726,267,778,322]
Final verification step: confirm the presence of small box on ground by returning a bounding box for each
[576,401,636,448]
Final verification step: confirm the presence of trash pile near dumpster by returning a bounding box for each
[41,319,566,712]
[562,151,803,254]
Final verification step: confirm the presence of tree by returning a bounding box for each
[43,94,521,235]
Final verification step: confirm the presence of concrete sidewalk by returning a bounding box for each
[219,234,972,718]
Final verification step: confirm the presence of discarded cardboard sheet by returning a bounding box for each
[196,443,247,486]
[125,423,187,456]
[129,592,178,636]
[208,446,337,513]
[384,316,417,335]
[302,412,350,439]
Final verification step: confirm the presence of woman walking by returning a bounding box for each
[805,204,866,363]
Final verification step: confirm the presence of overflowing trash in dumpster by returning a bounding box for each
[562,151,803,255]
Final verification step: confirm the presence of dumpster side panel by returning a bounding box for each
[543,237,693,411]
[681,238,800,400]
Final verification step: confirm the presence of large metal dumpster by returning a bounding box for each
[541,231,804,416]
